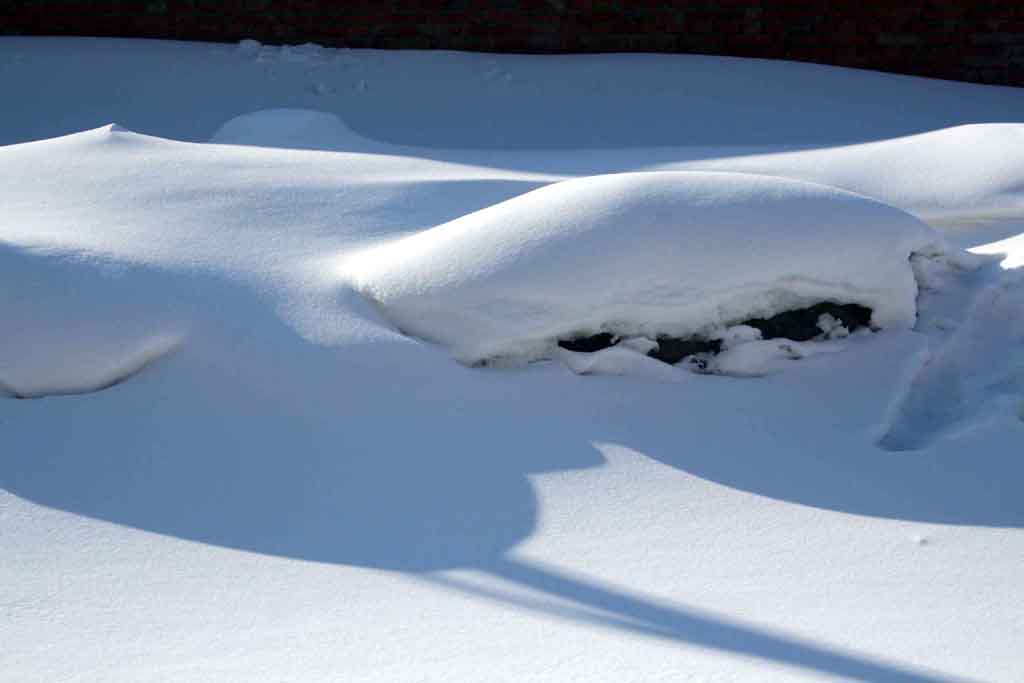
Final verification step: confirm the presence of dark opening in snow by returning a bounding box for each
[558,332,619,353]
[745,303,872,342]
[556,302,874,366]
[648,337,722,365]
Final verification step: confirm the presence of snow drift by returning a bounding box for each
[344,171,943,364]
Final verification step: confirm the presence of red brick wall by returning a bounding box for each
[3,1,1023,87]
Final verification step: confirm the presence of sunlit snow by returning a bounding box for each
[2,37,1023,683]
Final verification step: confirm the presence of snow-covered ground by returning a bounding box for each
[2,37,1024,682]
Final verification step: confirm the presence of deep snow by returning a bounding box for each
[2,37,1024,683]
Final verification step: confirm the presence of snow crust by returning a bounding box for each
[345,171,941,363]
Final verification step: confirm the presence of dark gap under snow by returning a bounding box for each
[557,302,873,365]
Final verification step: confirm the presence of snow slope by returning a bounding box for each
[2,37,1024,683]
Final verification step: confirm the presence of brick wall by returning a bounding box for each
[3,1,1023,87]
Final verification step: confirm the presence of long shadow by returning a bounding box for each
[0,343,972,682]
[428,557,967,683]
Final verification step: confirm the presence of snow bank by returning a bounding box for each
[344,171,942,364]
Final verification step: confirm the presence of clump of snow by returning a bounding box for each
[816,313,850,339]
[558,345,690,382]
[344,171,943,365]
[717,324,763,347]
[209,108,378,152]
[707,338,847,377]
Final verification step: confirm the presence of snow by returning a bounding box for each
[343,170,941,364]
[879,271,1024,451]
[5,37,1024,150]
[707,336,846,377]
[2,36,1024,683]
[558,345,689,381]
[0,245,187,398]
[662,123,1024,221]
[970,229,1024,269]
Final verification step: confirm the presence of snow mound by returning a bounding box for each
[209,108,379,152]
[343,171,943,364]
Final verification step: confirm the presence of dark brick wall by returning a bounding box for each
[3,1,1023,87]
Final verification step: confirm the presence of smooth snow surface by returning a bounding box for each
[3,37,1024,683]
[345,171,940,363]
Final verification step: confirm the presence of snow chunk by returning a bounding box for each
[558,346,688,382]
[717,324,763,348]
[708,339,846,377]
[816,313,850,339]
[209,108,378,152]
[344,172,942,365]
